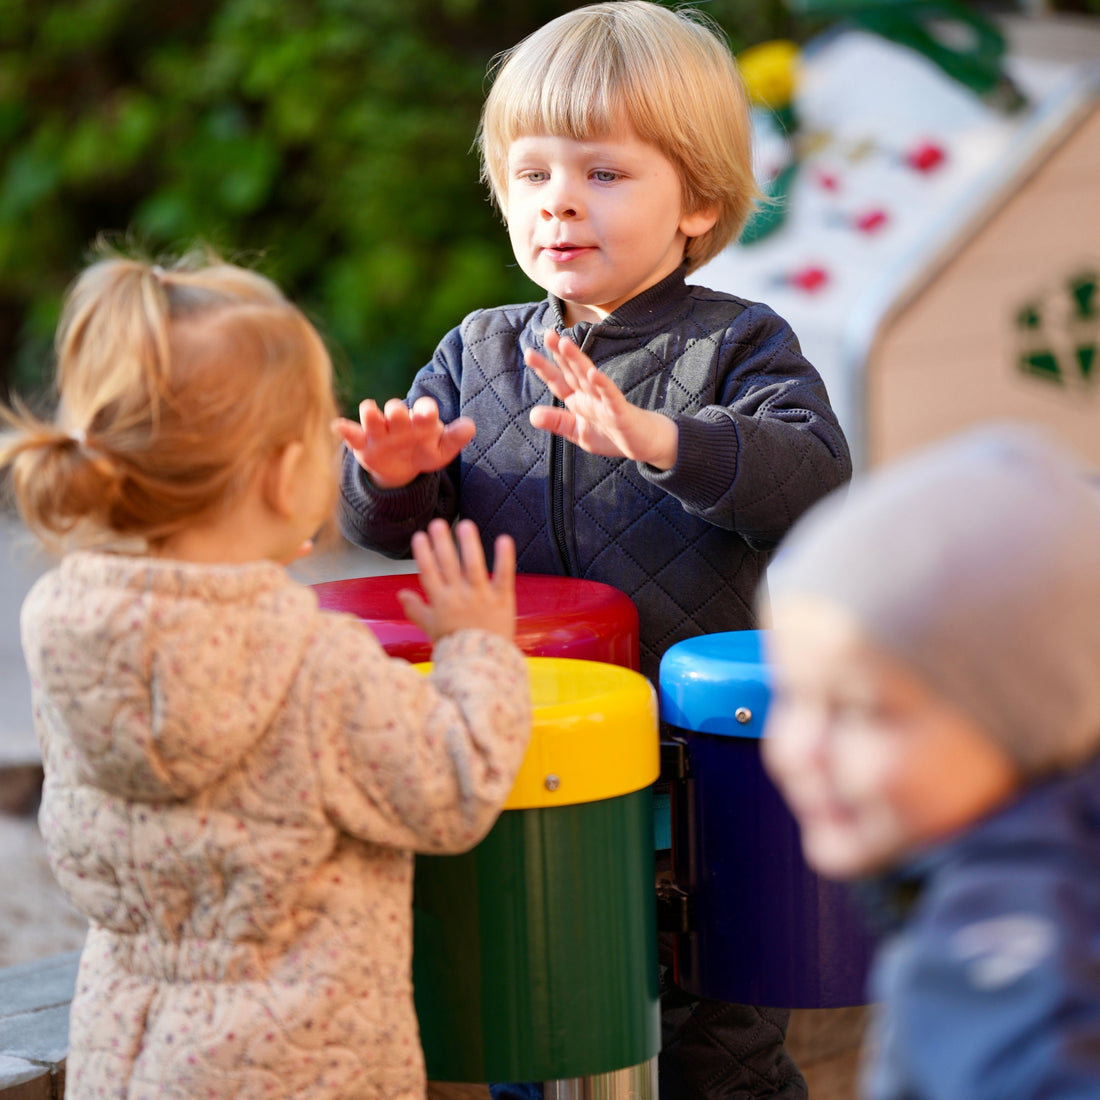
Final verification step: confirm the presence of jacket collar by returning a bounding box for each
[548,263,693,343]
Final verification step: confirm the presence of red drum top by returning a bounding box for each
[312,573,639,670]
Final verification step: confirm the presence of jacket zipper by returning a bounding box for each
[548,321,592,576]
[550,427,571,575]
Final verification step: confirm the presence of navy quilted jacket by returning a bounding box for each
[338,267,851,679]
[860,755,1100,1099]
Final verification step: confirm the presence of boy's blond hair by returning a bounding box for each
[0,247,338,552]
[476,0,759,273]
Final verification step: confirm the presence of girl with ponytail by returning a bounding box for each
[7,249,530,1100]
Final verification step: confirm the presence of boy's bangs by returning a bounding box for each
[498,42,626,144]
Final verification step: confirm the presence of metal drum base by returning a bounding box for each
[545,1055,658,1100]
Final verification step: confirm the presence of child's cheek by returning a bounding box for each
[761,709,805,795]
[763,710,833,828]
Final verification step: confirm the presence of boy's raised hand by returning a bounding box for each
[398,519,516,643]
[525,331,679,471]
[335,396,476,489]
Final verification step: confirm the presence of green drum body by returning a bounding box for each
[412,657,661,1083]
[415,790,657,1081]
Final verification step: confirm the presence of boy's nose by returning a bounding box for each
[540,183,581,220]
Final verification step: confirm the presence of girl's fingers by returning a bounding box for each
[491,533,516,594]
[413,522,459,592]
[406,520,515,642]
[425,517,464,584]
[409,529,440,591]
[453,519,489,584]
[396,588,430,632]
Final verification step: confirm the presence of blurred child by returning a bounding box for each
[4,250,531,1100]
[762,425,1100,1099]
[334,4,851,1096]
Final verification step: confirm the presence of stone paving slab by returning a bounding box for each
[0,1054,54,1100]
[0,952,77,1098]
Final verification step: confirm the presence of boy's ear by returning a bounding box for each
[261,441,305,519]
[680,204,720,239]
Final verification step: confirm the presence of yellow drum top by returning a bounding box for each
[417,657,659,809]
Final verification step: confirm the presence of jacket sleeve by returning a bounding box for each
[639,302,852,548]
[336,322,470,557]
[866,858,1100,1100]
[309,615,531,854]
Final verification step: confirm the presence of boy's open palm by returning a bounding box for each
[526,331,677,470]
[335,396,476,489]
[398,519,516,643]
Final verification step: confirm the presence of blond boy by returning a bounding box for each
[338,4,852,1097]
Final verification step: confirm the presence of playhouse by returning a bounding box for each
[695,10,1100,471]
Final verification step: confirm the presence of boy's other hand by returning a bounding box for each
[526,331,678,470]
[335,396,476,489]
[398,519,517,643]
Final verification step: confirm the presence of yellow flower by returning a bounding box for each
[738,39,801,111]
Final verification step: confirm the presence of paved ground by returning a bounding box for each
[0,516,52,769]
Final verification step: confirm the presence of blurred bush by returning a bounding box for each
[0,0,794,407]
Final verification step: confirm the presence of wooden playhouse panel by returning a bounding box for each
[867,103,1100,471]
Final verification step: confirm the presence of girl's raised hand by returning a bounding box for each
[335,396,476,489]
[525,331,679,470]
[397,518,516,643]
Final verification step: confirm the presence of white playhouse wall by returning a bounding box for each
[693,14,1100,472]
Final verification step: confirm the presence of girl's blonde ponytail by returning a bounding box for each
[1,247,336,553]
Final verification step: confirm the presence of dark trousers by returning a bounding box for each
[657,983,806,1100]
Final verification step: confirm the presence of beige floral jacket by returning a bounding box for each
[21,552,531,1100]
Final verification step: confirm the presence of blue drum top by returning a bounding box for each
[658,630,772,739]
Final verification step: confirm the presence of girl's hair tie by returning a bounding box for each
[70,427,87,447]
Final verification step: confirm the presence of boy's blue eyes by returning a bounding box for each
[516,170,621,183]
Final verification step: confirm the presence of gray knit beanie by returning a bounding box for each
[763,424,1100,778]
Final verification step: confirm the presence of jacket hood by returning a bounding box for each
[22,552,318,802]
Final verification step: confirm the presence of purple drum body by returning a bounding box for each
[659,630,874,1008]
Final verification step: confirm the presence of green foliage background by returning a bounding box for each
[2,0,1095,407]
[0,0,791,408]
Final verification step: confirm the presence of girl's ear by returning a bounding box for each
[261,441,305,519]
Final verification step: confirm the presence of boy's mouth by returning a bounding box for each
[543,243,593,262]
